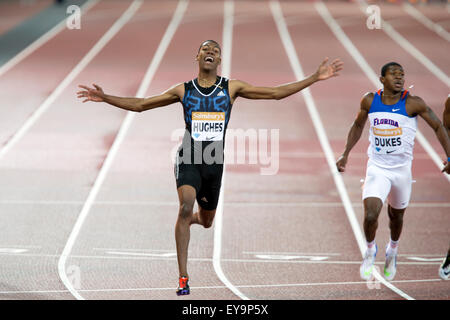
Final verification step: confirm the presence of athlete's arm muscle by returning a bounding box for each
[77,83,184,112]
[336,92,372,173]
[229,57,343,104]
[407,95,450,173]
[444,96,450,137]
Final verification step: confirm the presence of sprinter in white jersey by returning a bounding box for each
[439,95,450,280]
[336,62,450,281]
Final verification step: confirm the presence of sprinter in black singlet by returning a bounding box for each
[77,40,343,295]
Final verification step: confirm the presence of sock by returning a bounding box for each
[367,240,376,253]
[387,239,399,254]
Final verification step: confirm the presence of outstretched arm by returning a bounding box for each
[444,96,450,138]
[77,83,184,112]
[410,95,450,174]
[230,57,343,103]
[336,93,372,173]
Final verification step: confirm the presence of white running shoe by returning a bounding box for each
[438,256,449,280]
[360,245,377,281]
[384,245,397,281]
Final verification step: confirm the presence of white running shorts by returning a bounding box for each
[362,160,412,209]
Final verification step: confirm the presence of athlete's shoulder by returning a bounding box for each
[405,93,427,108]
[360,91,375,111]
[405,93,427,116]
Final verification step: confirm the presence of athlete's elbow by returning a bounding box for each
[273,91,285,100]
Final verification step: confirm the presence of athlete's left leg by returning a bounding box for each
[387,205,406,241]
[384,163,412,280]
[387,162,412,242]
[191,206,216,228]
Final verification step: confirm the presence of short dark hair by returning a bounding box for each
[198,40,221,54]
[381,62,403,77]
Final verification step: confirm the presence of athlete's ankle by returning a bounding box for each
[387,238,399,253]
[366,240,377,253]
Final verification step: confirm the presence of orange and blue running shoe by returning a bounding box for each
[176,276,190,296]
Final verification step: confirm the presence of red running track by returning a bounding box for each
[0,0,448,300]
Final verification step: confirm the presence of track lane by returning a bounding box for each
[310,1,449,299]
[62,0,241,300]
[0,0,174,300]
[211,0,390,300]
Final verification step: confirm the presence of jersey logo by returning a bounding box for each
[217,91,225,97]
[386,150,395,154]
[392,108,400,112]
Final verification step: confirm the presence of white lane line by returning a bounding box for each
[106,251,176,258]
[358,0,450,87]
[243,251,341,256]
[213,0,249,301]
[0,0,100,79]
[403,3,450,42]
[2,252,441,265]
[2,199,450,209]
[0,248,28,253]
[316,1,450,183]
[57,0,188,301]
[0,0,132,162]
[406,257,444,262]
[271,0,414,301]
[92,247,174,252]
[254,254,329,261]
[0,278,443,295]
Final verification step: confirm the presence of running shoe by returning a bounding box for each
[176,276,190,296]
[360,244,377,281]
[439,255,450,280]
[384,244,397,281]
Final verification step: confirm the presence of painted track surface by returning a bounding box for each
[0,0,448,300]
[0,0,53,36]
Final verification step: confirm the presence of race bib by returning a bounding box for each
[191,112,225,141]
[372,127,403,154]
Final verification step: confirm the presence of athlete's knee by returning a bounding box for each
[202,218,214,229]
[388,205,405,221]
[363,197,382,224]
[364,207,381,225]
[178,202,194,219]
[199,208,215,228]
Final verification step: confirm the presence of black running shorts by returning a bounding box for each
[174,160,224,211]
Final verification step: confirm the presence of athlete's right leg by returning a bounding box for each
[360,161,391,280]
[363,197,384,242]
[175,185,197,278]
[362,161,391,242]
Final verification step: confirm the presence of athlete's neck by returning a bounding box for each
[381,88,402,104]
[197,70,218,88]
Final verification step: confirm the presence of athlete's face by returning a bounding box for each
[196,41,221,71]
[380,66,405,93]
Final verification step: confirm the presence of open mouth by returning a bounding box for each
[204,56,214,63]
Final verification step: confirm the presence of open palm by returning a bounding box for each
[77,84,105,103]
[316,57,344,80]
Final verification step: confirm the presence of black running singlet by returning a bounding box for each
[178,76,233,165]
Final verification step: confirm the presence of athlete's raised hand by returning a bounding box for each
[77,84,106,103]
[315,57,344,80]
[336,155,348,173]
